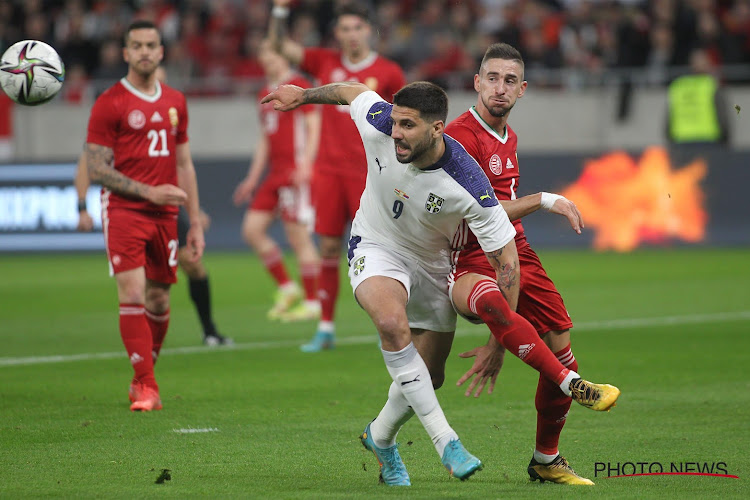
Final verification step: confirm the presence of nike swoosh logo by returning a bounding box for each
[401,375,420,386]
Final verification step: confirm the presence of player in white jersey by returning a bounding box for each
[262,81,531,486]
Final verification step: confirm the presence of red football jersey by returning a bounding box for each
[446,107,526,244]
[257,74,314,180]
[86,78,189,215]
[301,48,405,179]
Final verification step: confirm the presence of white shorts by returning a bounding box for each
[347,236,457,333]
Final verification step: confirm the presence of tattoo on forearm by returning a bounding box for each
[485,248,518,292]
[496,261,517,292]
[303,84,351,105]
[85,144,147,199]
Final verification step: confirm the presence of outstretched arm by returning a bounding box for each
[267,0,304,66]
[261,82,371,111]
[500,192,584,234]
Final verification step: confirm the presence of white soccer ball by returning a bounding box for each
[0,40,65,106]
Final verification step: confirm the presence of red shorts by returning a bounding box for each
[451,240,573,334]
[311,169,366,237]
[104,208,179,284]
[250,173,313,225]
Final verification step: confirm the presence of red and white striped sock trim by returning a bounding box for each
[321,257,339,269]
[119,304,145,316]
[468,279,499,315]
[145,309,170,322]
[261,248,283,267]
[300,262,319,277]
[556,345,576,368]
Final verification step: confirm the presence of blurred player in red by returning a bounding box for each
[269,1,405,351]
[446,43,611,484]
[85,20,204,412]
[233,41,321,322]
[76,67,231,348]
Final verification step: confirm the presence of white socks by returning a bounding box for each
[378,342,457,457]
[559,370,580,397]
[534,449,558,464]
[370,382,414,448]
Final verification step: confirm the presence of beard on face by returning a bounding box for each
[394,134,433,164]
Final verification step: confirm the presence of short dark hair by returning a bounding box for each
[393,81,448,123]
[334,3,370,24]
[125,20,160,44]
[480,43,524,75]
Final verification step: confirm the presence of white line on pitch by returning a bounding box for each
[2,311,749,368]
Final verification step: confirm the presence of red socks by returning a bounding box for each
[300,262,319,302]
[535,344,578,455]
[467,280,569,385]
[119,304,157,389]
[318,257,339,322]
[261,247,291,286]
[145,308,170,361]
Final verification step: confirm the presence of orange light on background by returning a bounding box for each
[561,146,708,252]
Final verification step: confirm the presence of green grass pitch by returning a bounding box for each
[1,248,748,498]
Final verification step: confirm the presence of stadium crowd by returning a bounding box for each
[1,0,749,102]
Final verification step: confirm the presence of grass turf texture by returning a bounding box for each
[1,248,748,498]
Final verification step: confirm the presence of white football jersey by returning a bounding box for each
[348,91,516,274]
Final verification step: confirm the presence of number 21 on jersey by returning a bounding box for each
[147,129,169,157]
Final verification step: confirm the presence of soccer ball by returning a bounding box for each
[0,40,65,106]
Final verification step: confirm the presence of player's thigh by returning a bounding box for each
[144,217,179,285]
[114,267,147,304]
[517,244,573,335]
[449,247,495,322]
[348,238,410,329]
[242,209,275,242]
[407,266,457,334]
[312,171,349,237]
[105,209,150,277]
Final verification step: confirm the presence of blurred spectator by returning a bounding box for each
[91,38,128,96]
[3,0,749,97]
[60,63,91,104]
[667,47,731,146]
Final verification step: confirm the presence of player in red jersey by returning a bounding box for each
[85,20,204,412]
[269,1,406,352]
[446,43,616,484]
[233,41,321,322]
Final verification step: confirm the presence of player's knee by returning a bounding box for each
[145,288,170,313]
[372,315,408,338]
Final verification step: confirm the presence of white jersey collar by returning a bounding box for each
[342,51,378,73]
[121,77,162,103]
[469,106,508,144]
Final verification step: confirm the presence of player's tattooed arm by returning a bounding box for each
[85,143,151,200]
[302,82,370,105]
[484,245,521,311]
